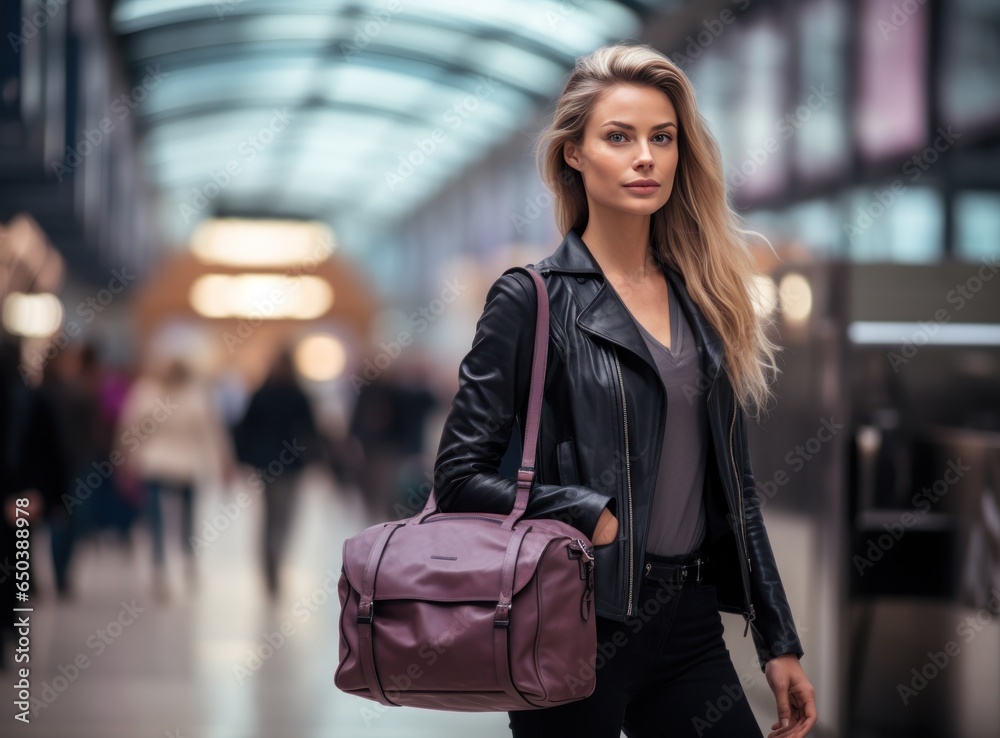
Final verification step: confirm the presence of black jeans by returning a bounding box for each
[508,556,764,738]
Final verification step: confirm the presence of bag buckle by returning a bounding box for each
[494,602,511,628]
[357,600,374,624]
[568,539,595,580]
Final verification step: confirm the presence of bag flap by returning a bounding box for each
[341,516,556,603]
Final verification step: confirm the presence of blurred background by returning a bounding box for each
[1,0,998,736]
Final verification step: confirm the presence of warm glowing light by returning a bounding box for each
[294,334,347,382]
[778,273,813,324]
[191,218,336,267]
[749,274,778,319]
[2,292,63,337]
[188,274,333,319]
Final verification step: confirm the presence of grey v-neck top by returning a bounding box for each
[629,281,708,557]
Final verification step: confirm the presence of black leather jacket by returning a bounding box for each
[433,229,803,667]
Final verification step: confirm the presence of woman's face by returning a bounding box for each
[563,84,679,219]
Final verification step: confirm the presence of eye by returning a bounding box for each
[653,132,673,143]
[607,131,627,143]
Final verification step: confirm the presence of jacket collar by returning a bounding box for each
[538,227,605,275]
[536,228,725,382]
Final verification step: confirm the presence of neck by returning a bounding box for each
[578,203,658,283]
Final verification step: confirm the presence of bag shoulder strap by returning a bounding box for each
[501,266,549,529]
[414,265,550,527]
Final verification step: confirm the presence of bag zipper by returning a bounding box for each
[612,347,635,618]
[423,515,501,525]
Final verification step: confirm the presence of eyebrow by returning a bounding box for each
[600,120,677,131]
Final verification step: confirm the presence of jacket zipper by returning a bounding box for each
[728,401,757,635]
[728,403,751,574]
[612,347,635,618]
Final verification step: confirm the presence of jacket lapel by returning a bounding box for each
[538,229,658,374]
[662,267,725,383]
[541,229,726,385]
[576,279,659,375]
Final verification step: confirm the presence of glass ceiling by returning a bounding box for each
[111,0,662,249]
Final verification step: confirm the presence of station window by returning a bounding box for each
[796,0,849,182]
[842,185,942,262]
[940,0,1000,132]
[729,12,789,200]
[954,191,1000,261]
[855,0,928,161]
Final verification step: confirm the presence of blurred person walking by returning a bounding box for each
[35,345,104,598]
[233,350,321,598]
[0,341,66,663]
[118,358,234,600]
[86,346,141,544]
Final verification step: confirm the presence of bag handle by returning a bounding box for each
[413,265,550,528]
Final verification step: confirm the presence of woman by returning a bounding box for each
[119,358,234,599]
[432,43,817,737]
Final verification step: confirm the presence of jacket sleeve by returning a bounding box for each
[433,271,614,538]
[738,407,805,669]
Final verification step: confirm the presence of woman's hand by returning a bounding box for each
[765,654,817,737]
[592,507,618,545]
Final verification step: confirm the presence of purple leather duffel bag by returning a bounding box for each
[335,266,597,711]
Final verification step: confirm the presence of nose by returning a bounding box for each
[634,140,654,169]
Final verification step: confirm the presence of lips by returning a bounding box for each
[624,180,660,194]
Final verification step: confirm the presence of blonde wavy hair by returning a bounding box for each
[536,41,779,416]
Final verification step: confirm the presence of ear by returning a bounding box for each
[563,139,583,172]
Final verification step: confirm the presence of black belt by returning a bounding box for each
[642,554,708,584]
